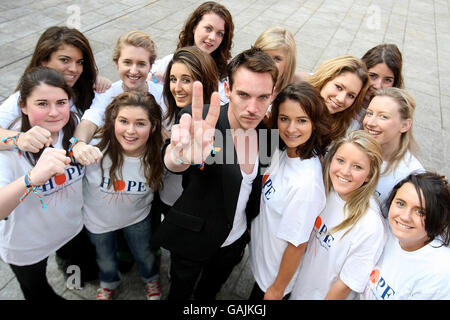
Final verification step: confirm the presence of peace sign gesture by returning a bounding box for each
[165,81,221,172]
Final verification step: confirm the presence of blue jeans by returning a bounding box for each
[87,214,159,289]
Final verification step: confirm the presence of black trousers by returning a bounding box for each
[10,257,64,301]
[150,191,171,252]
[168,230,249,300]
[55,227,98,283]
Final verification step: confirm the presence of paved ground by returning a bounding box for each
[0,0,449,301]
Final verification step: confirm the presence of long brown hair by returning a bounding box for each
[268,82,331,159]
[95,91,164,192]
[177,1,233,80]
[16,67,77,166]
[361,43,404,89]
[18,26,98,115]
[163,46,218,124]
[308,56,369,141]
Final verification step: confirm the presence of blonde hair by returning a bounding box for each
[323,130,382,238]
[254,26,296,94]
[308,56,369,140]
[112,30,157,65]
[372,87,417,175]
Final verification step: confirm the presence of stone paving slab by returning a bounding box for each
[0,0,449,300]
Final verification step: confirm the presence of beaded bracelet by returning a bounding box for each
[20,170,47,209]
[177,157,205,170]
[68,137,86,157]
[2,132,23,156]
[176,146,221,171]
[150,72,161,84]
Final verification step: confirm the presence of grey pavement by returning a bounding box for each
[0,0,449,300]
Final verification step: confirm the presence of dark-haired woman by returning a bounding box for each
[249,82,331,300]
[362,172,450,300]
[0,26,111,152]
[0,67,83,300]
[151,1,233,104]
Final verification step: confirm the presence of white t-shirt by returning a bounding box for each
[82,153,154,234]
[151,53,229,105]
[346,118,362,133]
[361,232,450,300]
[0,91,78,129]
[159,170,183,206]
[0,132,84,266]
[221,155,259,248]
[289,191,388,300]
[158,115,183,207]
[81,80,164,128]
[250,150,326,295]
[376,151,424,212]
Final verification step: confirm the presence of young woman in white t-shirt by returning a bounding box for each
[363,87,423,211]
[83,91,164,300]
[362,171,450,300]
[0,67,84,300]
[71,30,163,166]
[290,130,387,300]
[0,26,111,152]
[150,1,233,104]
[249,82,331,300]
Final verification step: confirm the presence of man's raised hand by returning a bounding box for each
[168,81,220,169]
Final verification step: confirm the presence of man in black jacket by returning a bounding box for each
[154,47,278,300]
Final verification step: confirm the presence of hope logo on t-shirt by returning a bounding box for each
[368,268,396,300]
[262,173,276,200]
[99,176,148,204]
[39,164,84,206]
[313,216,335,251]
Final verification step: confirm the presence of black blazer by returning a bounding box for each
[152,104,269,262]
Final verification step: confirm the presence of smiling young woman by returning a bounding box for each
[290,130,387,300]
[71,30,163,167]
[0,26,110,154]
[361,43,404,111]
[307,56,369,141]
[84,91,164,300]
[363,87,424,209]
[150,1,233,105]
[163,46,218,126]
[0,67,84,300]
[361,172,450,300]
[249,82,331,300]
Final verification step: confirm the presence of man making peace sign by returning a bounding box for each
[154,47,278,300]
